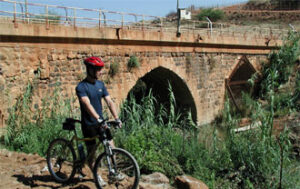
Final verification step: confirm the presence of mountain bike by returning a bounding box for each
[46,118,140,189]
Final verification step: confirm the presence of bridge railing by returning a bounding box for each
[0,0,164,28]
[0,0,290,39]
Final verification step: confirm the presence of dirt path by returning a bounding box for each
[0,148,97,189]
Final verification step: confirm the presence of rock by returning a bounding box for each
[141,172,169,185]
[24,164,42,175]
[139,182,172,189]
[41,166,48,172]
[175,175,209,189]
[140,172,173,189]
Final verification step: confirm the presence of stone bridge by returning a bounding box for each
[0,21,283,127]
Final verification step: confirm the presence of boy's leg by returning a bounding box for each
[86,143,97,172]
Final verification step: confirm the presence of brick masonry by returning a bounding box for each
[0,22,275,127]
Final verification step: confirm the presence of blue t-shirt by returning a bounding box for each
[76,79,109,126]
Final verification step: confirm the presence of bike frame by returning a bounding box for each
[48,118,140,188]
[68,121,117,175]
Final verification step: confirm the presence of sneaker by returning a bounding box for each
[98,175,107,187]
[109,172,125,181]
[78,170,86,179]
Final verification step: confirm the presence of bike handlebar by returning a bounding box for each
[98,118,121,128]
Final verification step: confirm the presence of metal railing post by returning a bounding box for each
[160,17,163,32]
[13,2,17,27]
[142,15,144,30]
[102,11,106,26]
[193,20,195,30]
[121,13,124,28]
[45,5,49,29]
[25,0,28,19]
[73,8,76,28]
[220,23,223,34]
[206,17,212,36]
[99,9,101,28]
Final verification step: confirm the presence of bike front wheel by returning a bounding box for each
[93,148,140,189]
[46,138,77,183]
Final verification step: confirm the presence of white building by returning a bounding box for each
[179,9,191,20]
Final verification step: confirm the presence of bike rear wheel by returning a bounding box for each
[47,138,77,183]
[93,148,140,189]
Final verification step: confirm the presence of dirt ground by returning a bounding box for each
[0,148,97,189]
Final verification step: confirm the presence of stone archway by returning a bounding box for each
[226,55,258,110]
[127,66,197,123]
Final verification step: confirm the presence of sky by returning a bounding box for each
[23,0,248,17]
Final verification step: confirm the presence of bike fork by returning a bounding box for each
[104,142,117,175]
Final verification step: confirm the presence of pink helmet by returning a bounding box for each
[84,57,104,67]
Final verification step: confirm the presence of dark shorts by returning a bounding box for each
[81,124,113,146]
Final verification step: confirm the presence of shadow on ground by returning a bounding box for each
[13,174,93,189]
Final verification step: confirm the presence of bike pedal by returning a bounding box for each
[78,173,86,179]
[109,172,125,181]
[78,170,86,179]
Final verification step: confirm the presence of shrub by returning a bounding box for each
[196,8,225,22]
[165,11,177,19]
[259,32,300,98]
[109,59,120,77]
[127,55,140,71]
[33,11,61,24]
[217,96,293,188]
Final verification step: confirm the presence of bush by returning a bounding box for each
[109,59,120,77]
[33,11,61,24]
[259,32,300,98]
[217,97,293,188]
[127,55,140,71]
[196,8,225,22]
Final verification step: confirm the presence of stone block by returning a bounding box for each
[58,54,66,60]
[40,68,49,80]
[51,54,58,61]
[67,52,76,59]
[0,54,7,61]
[175,175,208,189]
[47,54,53,61]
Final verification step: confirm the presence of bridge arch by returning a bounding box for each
[126,66,197,123]
[226,55,259,110]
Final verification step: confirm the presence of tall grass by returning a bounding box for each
[3,81,297,188]
[113,86,298,188]
[3,82,79,156]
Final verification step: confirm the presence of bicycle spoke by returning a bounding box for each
[94,148,140,189]
[47,139,76,183]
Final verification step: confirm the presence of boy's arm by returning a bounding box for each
[103,95,119,120]
[80,96,101,120]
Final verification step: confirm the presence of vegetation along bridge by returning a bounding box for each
[0,0,289,127]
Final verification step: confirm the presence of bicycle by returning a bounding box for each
[46,118,140,189]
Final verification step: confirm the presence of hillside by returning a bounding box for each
[188,2,300,31]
